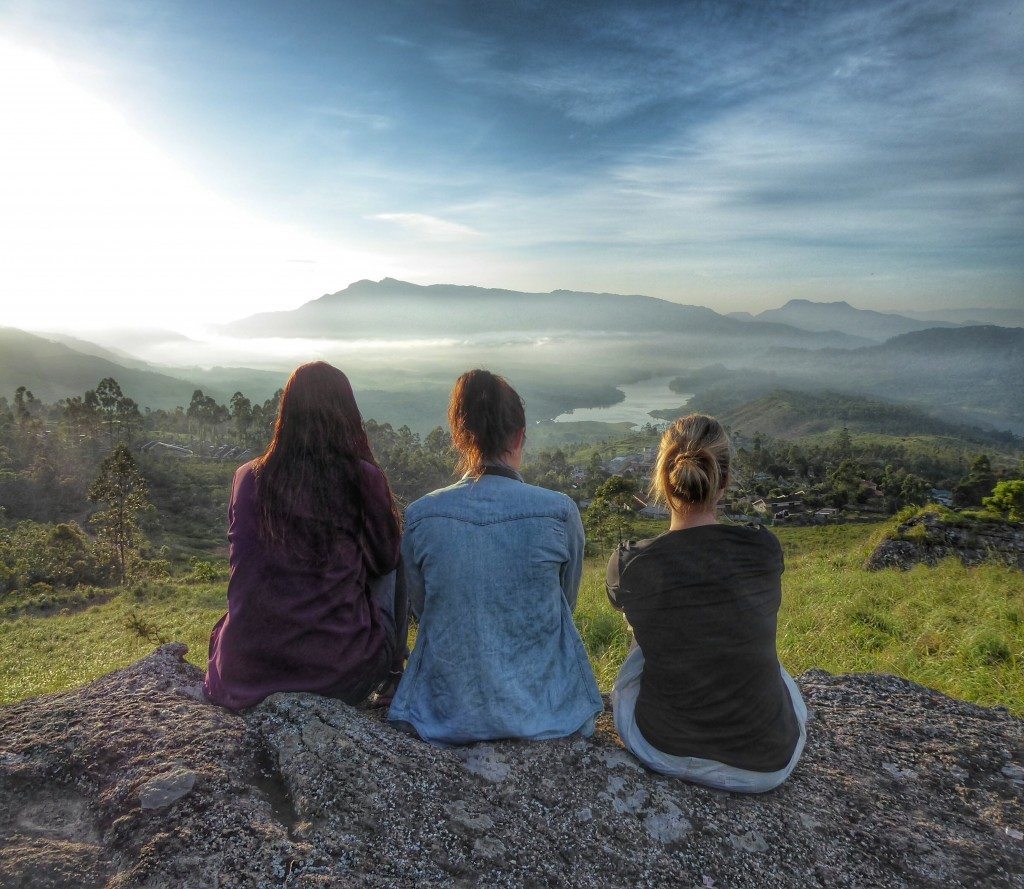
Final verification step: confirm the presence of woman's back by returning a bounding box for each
[608,524,799,772]
[204,457,400,709]
[389,470,602,744]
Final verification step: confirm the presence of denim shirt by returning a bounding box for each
[388,470,603,745]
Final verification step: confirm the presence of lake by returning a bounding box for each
[553,376,692,427]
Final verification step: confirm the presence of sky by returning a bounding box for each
[1,0,1022,332]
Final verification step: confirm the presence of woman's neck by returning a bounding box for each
[669,507,719,532]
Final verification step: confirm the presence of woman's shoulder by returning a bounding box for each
[521,479,576,510]
[357,458,386,482]
[622,523,780,563]
[232,459,259,491]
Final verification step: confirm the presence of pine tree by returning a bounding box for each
[88,445,150,585]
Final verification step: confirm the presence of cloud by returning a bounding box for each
[307,105,393,131]
[370,212,484,241]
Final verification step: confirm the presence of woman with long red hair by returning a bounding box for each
[204,361,405,709]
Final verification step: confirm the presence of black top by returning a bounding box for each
[606,524,800,772]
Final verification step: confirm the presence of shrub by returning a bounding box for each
[0,521,112,594]
[983,480,1024,523]
[187,558,222,583]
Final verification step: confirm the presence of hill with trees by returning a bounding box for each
[766,326,1024,431]
[0,328,204,410]
[686,389,1020,449]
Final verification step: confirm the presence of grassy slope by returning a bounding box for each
[3,522,1022,713]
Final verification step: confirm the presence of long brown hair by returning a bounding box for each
[448,369,526,477]
[652,413,731,512]
[254,361,397,558]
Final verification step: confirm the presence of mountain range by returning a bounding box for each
[2,281,1021,434]
[223,278,869,349]
[728,299,1023,342]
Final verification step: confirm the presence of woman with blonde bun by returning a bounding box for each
[606,414,807,792]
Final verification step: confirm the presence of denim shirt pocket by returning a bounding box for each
[526,515,569,585]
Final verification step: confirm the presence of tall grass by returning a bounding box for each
[2,521,1022,713]
[576,522,1023,713]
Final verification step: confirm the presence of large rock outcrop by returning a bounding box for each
[1,644,1022,887]
[866,511,1024,572]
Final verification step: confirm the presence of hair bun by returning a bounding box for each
[653,414,731,511]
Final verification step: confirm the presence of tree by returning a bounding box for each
[899,473,929,506]
[13,387,39,427]
[584,476,638,553]
[88,445,150,584]
[835,426,853,460]
[954,454,996,507]
[230,392,253,445]
[60,394,100,443]
[116,396,142,445]
[93,378,126,446]
[423,426,452,457]
[983,480,1024,522]
[827,458,861,506]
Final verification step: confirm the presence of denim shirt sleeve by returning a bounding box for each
[606,543,625,611]
[560,503,585,612]
[401,527,426,618]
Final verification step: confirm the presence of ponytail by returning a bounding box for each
[448,369,526,477]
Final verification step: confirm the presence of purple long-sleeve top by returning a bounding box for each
[204,458,400,710]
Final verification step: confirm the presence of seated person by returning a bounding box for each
[607,413,807,792]
[388,369,602,745]
[204,361,406,710]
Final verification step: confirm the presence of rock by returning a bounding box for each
[453,744,511,783]
[139,766,197,809]
[472,836,506,860]
[643,798,691,845]
[1,645,1023,887]
[444,800,495,832]
[882,762,918,782]
[1002,764,1024,785]
[729,830,769,854]
[602,748,644,771]
[866,511,1024,571]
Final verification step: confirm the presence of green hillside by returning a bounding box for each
[691,389,1019,450]
[767,326,1024,432]
[0,328,202,410]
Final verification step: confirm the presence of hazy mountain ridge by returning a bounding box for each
[0,328,207,409]
[749,299,960,342]
[902,307,1024,328]
[3,284,1020,435]
[224,278,870,349]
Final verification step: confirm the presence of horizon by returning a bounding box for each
[13,277,1021,348]
[1,1,1022,332]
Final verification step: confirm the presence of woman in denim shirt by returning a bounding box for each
[389,369,602,745]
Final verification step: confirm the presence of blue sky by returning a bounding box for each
[1,0,1022,328]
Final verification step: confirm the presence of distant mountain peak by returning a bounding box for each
[781,299,853,310]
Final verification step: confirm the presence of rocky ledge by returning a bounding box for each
[866,511,1024,572]
[1,644,1022,888]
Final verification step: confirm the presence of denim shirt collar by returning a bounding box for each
[459,462,523,483]
[480,463,523,482]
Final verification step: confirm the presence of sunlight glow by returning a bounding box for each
[0,38,390,332]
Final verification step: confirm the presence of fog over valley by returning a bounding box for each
[4,280,1022,436]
